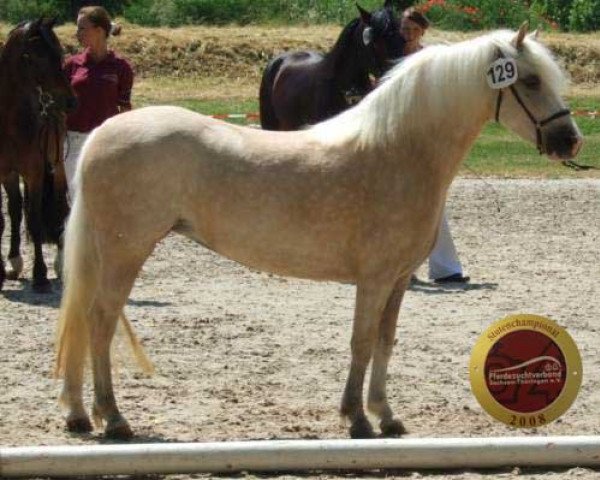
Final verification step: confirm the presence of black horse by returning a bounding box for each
[0,18,76,292]
[259,0,405,130]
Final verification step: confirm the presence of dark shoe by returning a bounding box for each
[434,273,470,284]
[410,274,427,286]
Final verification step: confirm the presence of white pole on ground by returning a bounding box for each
[2,436,600,477]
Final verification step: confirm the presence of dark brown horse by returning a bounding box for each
[259,1,405,130]
[0,18,76,293]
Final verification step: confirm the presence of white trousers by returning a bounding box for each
[64,131,89,201]
[427,207,464,280]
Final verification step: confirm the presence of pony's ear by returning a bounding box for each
[45,16,58,29]
[356,3,372,25]
[25,18,43,37]
[512,21,529,51]
[529,27,540,40]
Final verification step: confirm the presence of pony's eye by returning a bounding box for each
[523,75,541,89]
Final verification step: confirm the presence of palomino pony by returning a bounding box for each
[259,0,404,130]
[0,18,75,292]
[56,24,582,439]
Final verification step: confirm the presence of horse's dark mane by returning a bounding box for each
[3,20,63,63]
[1,23,26,64]
[324,18,361,71]
[0,23,37,144]
[329,18,361,56]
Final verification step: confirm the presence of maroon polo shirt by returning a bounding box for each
[64,49,134,133]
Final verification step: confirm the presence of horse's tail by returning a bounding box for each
[54,195,98,382]
[259,55,285,130]
[54,191,153,385]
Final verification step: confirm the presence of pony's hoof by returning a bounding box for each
[6,256,23,280]
[349,417,376,439]
[105,420,134,440]
[53,253,63,280]
[32,280,52,294]
[5,271,18,280]
[380,418,407,437]
[66,416,93,434]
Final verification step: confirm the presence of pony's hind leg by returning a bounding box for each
[61,347,93,433]
[89,300,130,439]
[367,276,410,437]
[24,181,51,293]
[89,250,154,439]
[341,281,395,438]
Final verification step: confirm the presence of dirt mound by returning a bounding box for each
[57,24,341,81]
[86,26,600,85]
[59,24,600,85]
[548,37,600,84]
[2,23,599,84]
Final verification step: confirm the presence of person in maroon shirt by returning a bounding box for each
[63,5,134,199]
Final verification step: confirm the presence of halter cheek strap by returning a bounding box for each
[495,84,571,155]
[36,86,55,118]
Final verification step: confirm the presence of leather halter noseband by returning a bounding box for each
[493,51,571,155]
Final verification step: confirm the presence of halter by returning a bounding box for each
[495,87,571,155]
[36,86,56,118]
[493,51,571,155]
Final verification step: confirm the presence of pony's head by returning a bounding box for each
[492,23,582,160]
[2,18,77,115]
[357,1,405,78]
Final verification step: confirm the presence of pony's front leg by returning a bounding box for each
[341,281,395,438]
[0,187,5,290]
[367,275,410,437]
[4,174,23,280]
[53,232,64,280]
[25,185,51,293]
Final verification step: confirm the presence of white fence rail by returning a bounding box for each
[2,436,600,477]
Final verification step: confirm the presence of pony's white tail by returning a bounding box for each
[54,196,96,382]
[54,196,153,388]
[119,313,154,374]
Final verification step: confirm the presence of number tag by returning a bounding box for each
[486,57,518,89]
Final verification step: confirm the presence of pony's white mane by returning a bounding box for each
[309,29,567,148]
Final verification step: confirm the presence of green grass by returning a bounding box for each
[140,95,600,177]
[463,117,600,177]
[135,95,258,125]
[463,96,600,177]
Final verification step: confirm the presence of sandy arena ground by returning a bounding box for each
[1,178,600,479]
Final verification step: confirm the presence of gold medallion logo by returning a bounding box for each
[469,314,582,428]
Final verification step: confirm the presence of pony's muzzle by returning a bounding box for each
[544,126,583,160]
